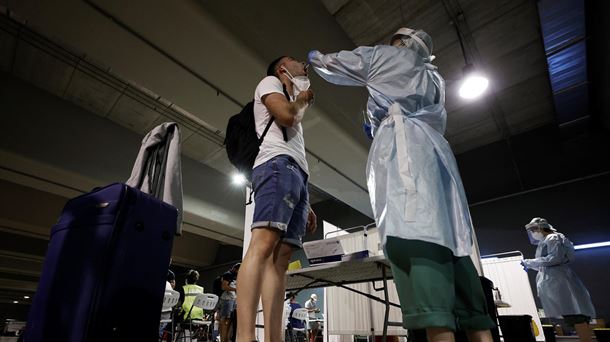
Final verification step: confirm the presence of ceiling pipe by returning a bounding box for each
[441,0,525,191]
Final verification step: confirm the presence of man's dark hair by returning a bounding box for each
[267,56,288,77]
[186,269,199,284]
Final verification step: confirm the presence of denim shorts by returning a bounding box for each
[251,155,309,248]
[218,298,236,318]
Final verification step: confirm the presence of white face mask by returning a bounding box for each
[282,67,310,96]
[532,232,545,241]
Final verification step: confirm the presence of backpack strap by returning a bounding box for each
[279,85,291,142]
[259,117,275,144]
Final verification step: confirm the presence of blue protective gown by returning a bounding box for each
[309,45,474,257]
[523,233,596,318]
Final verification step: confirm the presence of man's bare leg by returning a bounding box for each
[236,228,281,342]
[220,318,231,342]
[466,329,493,342]
[426,327,455,342]
[260,242,293,342]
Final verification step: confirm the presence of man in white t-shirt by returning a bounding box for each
[237,56,318,342]
[304,294,320,342]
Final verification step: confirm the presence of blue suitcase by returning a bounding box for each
[25,183,177,342]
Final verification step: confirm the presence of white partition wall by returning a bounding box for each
[323,222,407,339]
[481,254,545,341]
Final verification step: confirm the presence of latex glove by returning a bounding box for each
[307,50,320,64]
[520,260,529,272]
[363,122,373,140]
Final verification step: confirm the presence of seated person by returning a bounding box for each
[180,270,204,321]
[287,293,305,342]
[160,270,178,338]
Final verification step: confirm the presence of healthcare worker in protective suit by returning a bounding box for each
[308,28,495,342]
[522,217,595,342]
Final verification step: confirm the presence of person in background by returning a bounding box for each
[181,270,204,321]
[287,293,304,342]
[159,272,176,339]
[167,269,176,290]
[220,263,240,342]
[304,294,320,342]
[160,264,177,339]
[308,27,495,342]
[522,217,596,342]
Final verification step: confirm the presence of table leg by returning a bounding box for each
[382,265,389,342]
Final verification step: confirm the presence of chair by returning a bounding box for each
[283,302,292,329]
[177,293,219,342]
[283,303,293,341]
[291,308,310,342]
[160,290,179,340]
[161,290,180,322]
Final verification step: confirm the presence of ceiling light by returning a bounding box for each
[13,300,18,304]
[24,295,30,299]
[232,173,246,186]
[574,241,610,250]
[459,64,489,100]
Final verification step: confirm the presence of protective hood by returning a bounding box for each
[389,27,434,59]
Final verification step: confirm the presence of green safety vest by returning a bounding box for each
[182,284,204,320]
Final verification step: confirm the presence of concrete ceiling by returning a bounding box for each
[0,0,559,305]
[319,0,555,152]
[201,0,555,152]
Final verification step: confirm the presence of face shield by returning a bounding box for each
[525,226,544,245]
[525,217,555,245]
[389,28,434,59]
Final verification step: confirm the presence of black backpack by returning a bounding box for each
[224,101,273,180]
[224,88,289,181]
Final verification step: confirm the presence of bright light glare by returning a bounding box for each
[574,241,610,250]
[232,173,246,186]
[459,75,489,99]
[13,300,18,304]
[24,296,30,299]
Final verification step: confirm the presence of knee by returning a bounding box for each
[246,232,279,261]
[247,243,275,261]
[274,245,293,269]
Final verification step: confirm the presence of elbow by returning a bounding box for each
[282,117,297,127]
[539,258,561,267]
[277,113,297,127]
[547,258,563,267]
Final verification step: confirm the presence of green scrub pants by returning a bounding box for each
[385,237,496,331]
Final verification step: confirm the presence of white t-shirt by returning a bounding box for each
[253,76,308,174]
[305,299,317,319]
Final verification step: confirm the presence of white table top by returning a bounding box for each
[285,255,393,291]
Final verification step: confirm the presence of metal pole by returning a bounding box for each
[382,266,390,342]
